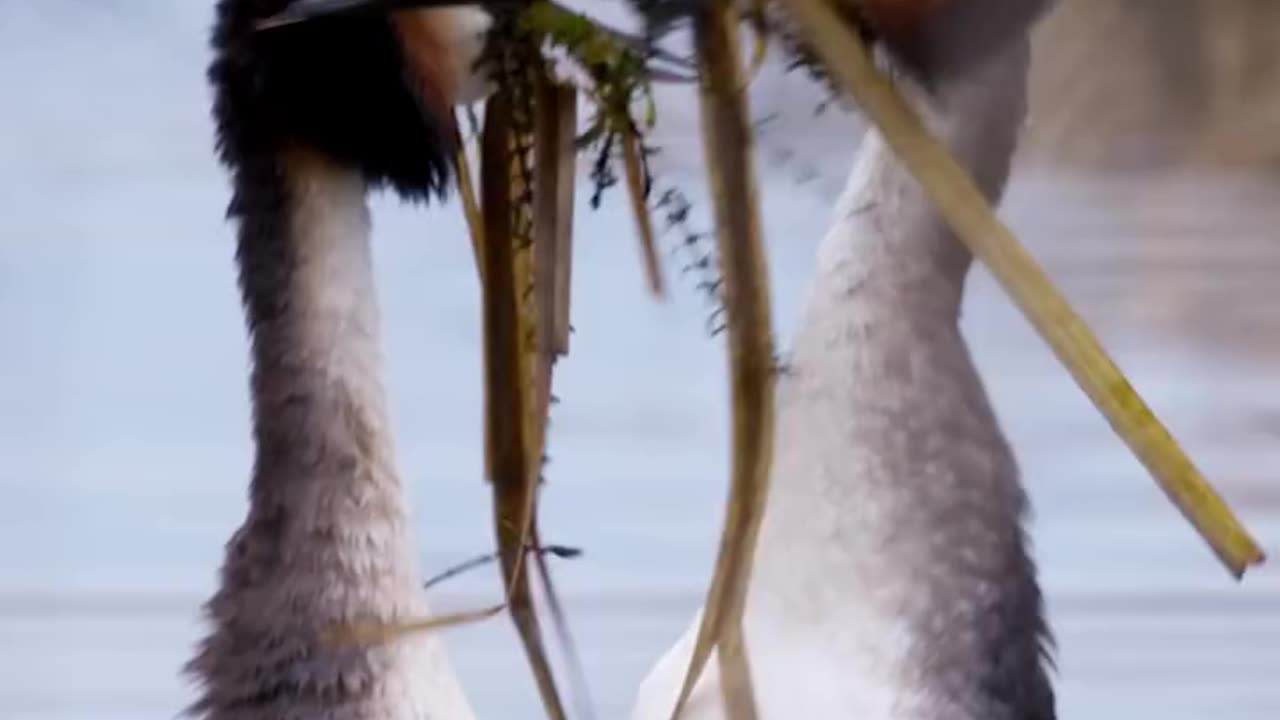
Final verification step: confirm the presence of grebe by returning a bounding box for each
[631,1,1057,718]
[185,3,489,718]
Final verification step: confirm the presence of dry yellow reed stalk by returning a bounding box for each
[622,128,667,297]
[669,3,778,718]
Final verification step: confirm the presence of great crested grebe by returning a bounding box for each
[185,3,490,718]
[631,1,1058,718]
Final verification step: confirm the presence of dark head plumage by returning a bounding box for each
[209,0,458,204]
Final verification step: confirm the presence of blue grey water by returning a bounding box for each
[1,3,1277,719]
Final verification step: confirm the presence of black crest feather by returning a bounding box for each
[209,0,456,204]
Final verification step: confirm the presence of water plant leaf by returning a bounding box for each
[480,87,572,720]
[669,3,777,718]
[530,70,596,719]
[455,121,486,276]
[453,73,588,719]
[324,604,505,648]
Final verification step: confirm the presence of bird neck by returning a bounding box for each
[237,150,402,526]
[811,39,1029,320]
[189,149,472,719]
[753,39,1054,717]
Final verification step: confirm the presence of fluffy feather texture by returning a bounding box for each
[209,0,491,202]
[186,149,478,720]
[190,4,489,718]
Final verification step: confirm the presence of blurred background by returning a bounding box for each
[0,0,1277,718]
[1028,0,1280,168]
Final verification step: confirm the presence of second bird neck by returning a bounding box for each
[812,40,1030,322]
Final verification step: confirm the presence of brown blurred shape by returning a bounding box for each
[1026,0,1280,170]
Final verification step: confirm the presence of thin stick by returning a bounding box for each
[454,116,493,481]
[623,128,666,297]
[422,543,582,590]
[454,119,486,280]
[552,85,578,355]
[670,3,777,718]
[324,605,505,648]
[780,0,1265,577]
[534,77,562,364]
